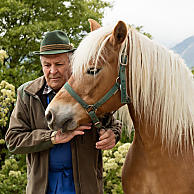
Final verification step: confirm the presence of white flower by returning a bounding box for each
[0,139,5,144]
[0,50,8,64]
[9,170,21,178]
[5,160,11,166]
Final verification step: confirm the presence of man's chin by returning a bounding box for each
[49,82,63,91]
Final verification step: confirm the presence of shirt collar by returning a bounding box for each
[43,84,56,95]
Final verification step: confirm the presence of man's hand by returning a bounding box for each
[96,129,116,150]
[53,124,92,144]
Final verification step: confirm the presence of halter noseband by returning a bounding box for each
[64,41,130,129]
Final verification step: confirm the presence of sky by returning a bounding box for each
[102,0,194,48]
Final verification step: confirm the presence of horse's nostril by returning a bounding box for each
[46,110,53,124]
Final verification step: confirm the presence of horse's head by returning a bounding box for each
[45,19,128,131]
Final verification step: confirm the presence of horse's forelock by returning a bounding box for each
[71,25,115,79]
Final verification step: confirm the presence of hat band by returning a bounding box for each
[40,44,72,52]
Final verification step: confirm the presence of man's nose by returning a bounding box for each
[50,66,58,74]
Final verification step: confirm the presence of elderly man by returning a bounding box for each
[5,30,122,194]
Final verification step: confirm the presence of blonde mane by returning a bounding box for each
[72,24,194,150]
[72,24,114,78]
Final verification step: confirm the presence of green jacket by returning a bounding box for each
[5,76,122,194]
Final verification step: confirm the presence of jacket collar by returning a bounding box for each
[24,76,46,96]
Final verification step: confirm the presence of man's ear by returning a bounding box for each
[88,19,101,32]
[110,21,128,47]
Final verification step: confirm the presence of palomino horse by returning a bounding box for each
[45,19,194,193]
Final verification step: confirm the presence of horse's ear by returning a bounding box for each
[88,19,101,31]
[110,21,127,46]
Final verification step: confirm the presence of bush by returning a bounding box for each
[0,78,27,193]
[0,155,27,193]
[0,80,16,168]
[0,80,16,127]
[103,141,131,194]
[0,50,8,66]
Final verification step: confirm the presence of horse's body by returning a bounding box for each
[122,107,194,194]
[45,19,194,193]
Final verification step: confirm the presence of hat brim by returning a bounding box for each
[33,48,76,55]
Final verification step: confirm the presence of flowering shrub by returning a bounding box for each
[0,80,16,167]
[0,80,16,127]
[0,50,8,66]
[0,79,27,193]
[0,155,27,193]
[103,141,131,194]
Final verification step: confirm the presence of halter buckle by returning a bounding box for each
[93,121,101,127]
[116,77,120,84]
[121,54,128,66]
[86,105,96,113]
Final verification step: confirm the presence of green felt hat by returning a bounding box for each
[33,30,75,55]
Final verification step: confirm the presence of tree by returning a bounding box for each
[0,0,111,88]
[134,25,152,39]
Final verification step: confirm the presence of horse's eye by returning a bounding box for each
[87,67,101,75]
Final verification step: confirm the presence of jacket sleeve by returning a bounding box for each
[5,87,54,154]
[101,112,122,144]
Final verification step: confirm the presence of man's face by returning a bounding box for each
[41,53,72,91]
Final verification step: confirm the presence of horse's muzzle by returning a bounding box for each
[45,107,77,133]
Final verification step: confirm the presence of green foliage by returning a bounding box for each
[134,25,152,39]
[120,125,134,144]
[0,0,111,88]
[0,156,27,193]
[0,79,16,168]
[103,141,131,194]
[0,77,27,193]
[0,80,16,127]
[0,50,8,65]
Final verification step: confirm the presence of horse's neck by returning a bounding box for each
[127,103,162,149]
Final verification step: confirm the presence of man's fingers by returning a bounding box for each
[99,129,114,140]
[96,137,115,149]
[96,139,115,150]
[96,138,115,147]
[54,123,92,144]
[55,129,85,144]
[96,138,109,146]
[96,129,116,149]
